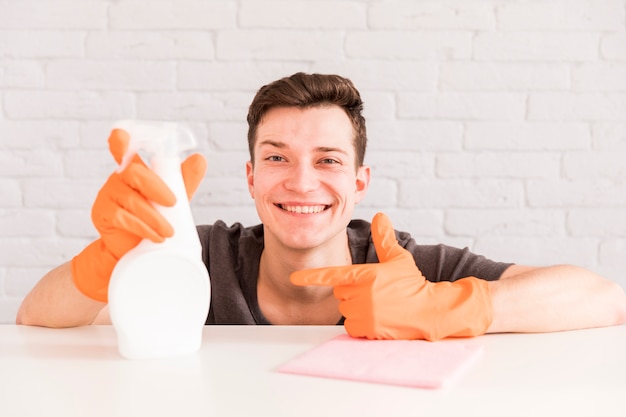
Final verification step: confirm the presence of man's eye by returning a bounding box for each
[321,158,339,164]
[267,155,284,162]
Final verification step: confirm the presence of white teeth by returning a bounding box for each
[281,205,326,214]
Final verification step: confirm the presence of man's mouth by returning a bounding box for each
[277,204,330,214]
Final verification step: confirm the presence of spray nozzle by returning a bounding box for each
[113,120,198,172]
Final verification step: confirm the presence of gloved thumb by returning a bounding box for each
[108,129,130,165]
[181,153,207,200]
[370,212,407,263]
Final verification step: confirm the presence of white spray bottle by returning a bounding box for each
[108,120,211,360]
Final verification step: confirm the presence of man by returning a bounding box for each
[17,73,626,340]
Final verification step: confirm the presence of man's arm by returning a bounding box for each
[488,264,626,334]
[16,131,206,328]
[16,261,107,327]
[291,213,626,341]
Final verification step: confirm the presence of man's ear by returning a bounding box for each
[355,164,371,203]
[246,160,255,199]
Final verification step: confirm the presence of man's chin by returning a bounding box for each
[279,237,323,251]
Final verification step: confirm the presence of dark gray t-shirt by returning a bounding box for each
[198,220,512,325]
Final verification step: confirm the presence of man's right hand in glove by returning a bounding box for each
[70,129,207,303]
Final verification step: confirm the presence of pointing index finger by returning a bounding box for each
[290,264,372,287]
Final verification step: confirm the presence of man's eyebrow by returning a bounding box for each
[258,139,286,148]
[317,146,349,155]
[257,140,349,155]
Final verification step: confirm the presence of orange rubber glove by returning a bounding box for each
[71,129,207,303]
[290,212,493,341]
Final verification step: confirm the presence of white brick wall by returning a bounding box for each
[1,0,626,323]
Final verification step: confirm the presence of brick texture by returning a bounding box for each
[1,0,625,323]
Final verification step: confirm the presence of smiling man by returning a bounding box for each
[17,73,626,340]
[250,105,369,326]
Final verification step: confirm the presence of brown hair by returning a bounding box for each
[246,72,367,167]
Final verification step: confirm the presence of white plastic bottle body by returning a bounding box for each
[109,155,211,359]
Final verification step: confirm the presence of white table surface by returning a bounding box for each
[1,324,625,417]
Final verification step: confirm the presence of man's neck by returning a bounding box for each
[256,232,351,325]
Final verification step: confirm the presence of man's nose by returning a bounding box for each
[284,163,319,193]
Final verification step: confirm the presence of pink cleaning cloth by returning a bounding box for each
[277,334,483,389]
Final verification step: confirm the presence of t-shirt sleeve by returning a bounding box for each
[400,233,512,283]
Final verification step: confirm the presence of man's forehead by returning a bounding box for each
[253,106,357,161]
[258,105,351,128]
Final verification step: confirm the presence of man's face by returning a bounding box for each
[246,105,370,252]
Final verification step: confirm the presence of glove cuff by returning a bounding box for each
[451,277,493,338]
[71,240,117,303]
